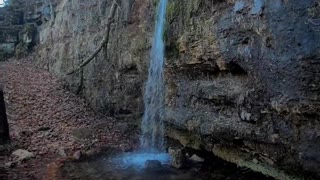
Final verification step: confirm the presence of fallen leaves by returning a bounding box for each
[0,60,139,179]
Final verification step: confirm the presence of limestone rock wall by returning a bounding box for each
[34,0,155,122]
[164,0,320,178]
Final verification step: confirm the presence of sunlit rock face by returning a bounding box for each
[3,0,320,178]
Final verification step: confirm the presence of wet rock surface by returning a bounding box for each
[145,160,162,170]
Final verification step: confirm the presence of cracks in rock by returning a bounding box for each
[168,60,248,81]
[66,0,118,75]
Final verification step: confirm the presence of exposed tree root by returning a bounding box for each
[67,0,118,75]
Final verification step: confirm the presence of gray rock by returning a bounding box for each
[240,110,252,122]
[58,147,67,157]
[5,161,15,168]
[72,128,92,140]
[120,144,132,152]
[117,123,129,134]
[73,150,82,160]
[12,149,34,161]
[189,154,204,163]
[145,160,162,170]
[169,148,186,169]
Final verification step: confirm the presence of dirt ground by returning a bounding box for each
[0,59,139,180]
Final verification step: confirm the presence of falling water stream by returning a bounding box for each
[140,0,168,152]
[91,0,170,169]
[82,0,171,169]
[106,0,171,167]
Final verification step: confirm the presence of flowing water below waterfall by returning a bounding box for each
[61,149,274,180]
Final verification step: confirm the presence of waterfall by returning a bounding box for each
[140,0,168,152]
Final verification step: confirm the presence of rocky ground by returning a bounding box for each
[0,59,140,180]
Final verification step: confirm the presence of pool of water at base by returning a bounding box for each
[61,150,275,180]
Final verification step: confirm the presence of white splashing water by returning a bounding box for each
[140,0,168,152]
[111,152,170,169]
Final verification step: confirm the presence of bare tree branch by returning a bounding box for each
[67,0,118,75]
[308,18,320,26]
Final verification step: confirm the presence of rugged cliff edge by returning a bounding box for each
[1,0,320,179]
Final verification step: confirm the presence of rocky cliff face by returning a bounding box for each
[33,0,154,121]
[0,0,42,60]
[164,0,320,178]
[2,0,320,179]
[0,5,21,60]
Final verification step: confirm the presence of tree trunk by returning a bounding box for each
[0,87,9,145]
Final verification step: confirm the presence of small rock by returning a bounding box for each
[5,162,15,168]
[145,160,162,170]
[72,128,92,140]
[189,154,204,162]
[117,123,129,134]
[240,110,252,122]
[73,150,82,160]
[85,149,98,156]
[12,149,34,161]
[58,147,67,157]
[37,127,50,131]
[270,134,279,143]
[168,148,186,169]
[261,156,274,165]
[120,144,132,152]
